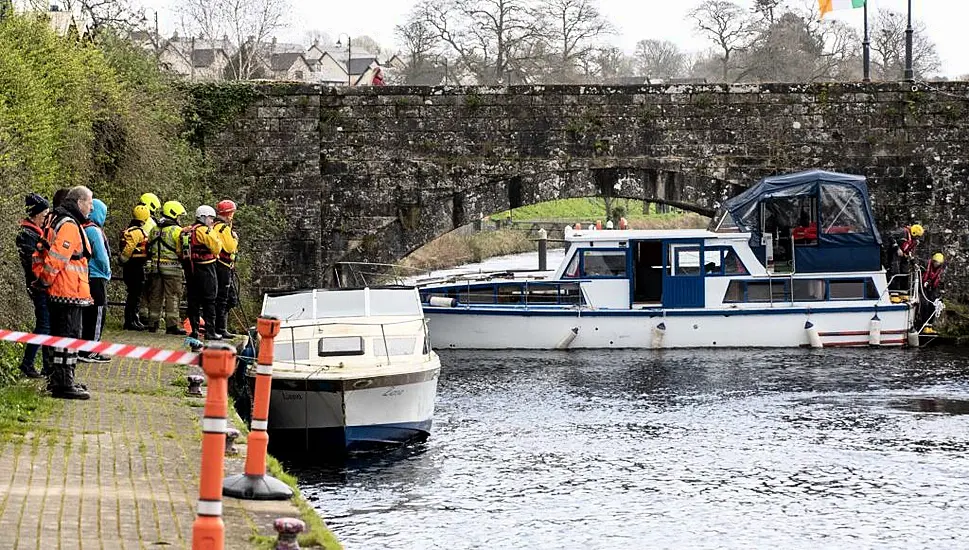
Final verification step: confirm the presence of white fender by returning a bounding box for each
[805,321,822,349]
[428,296,456,307]
[556,327,579,350]
[868,314,882,346]
[907,331,920,347]
[651,322,666,349]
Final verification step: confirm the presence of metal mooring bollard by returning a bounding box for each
[225,428,240,455]
[187,375,204,396]
[273,517,305,550]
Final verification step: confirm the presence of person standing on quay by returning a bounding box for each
[119,205,151,330]
[178,205,223,341]
[79,198,112,363]
[33,186,94,400]
[213,200,239,338]
[16,193,51,379]
[147,200,187,334]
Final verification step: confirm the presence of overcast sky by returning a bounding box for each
[139,0,968,78]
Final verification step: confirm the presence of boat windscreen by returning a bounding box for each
[262,288,422,320]
[262,292,315,321]
[369,288,422,316]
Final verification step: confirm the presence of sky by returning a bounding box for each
[138,0,968,78]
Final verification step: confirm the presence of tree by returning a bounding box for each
[415,0,545,84]
[175,0,290,80]
[587,46,633,81]
[395,10,446,84]
[540,0,614,83]
[689,0,756,82]
[633,39,686,80]
[869,9,940,80]
[23,0,144,33]
[353,35,385,57]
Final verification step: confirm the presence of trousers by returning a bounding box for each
[81,278,107,343]
[215,263,233,333]
[20,288,52,374]
[185,262,217,338]
[48,302,82,391]
[148,272,183,328]
[123,260,146,326]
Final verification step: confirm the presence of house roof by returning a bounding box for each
[347,57,377,75]
[270,52,307,71]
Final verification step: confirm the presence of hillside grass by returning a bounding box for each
[490,197,688,223]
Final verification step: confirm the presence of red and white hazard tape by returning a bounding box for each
[0,329,200,366]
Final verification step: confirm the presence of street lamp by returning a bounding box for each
[903,0,914,81]
[335,33,351,86]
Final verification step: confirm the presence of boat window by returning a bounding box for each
[318,336,365,357]
[702,249,723,275]
[496,285,521,304]
[274,341,310,362]
[670,246,701,276]
[792,279,825,301]
[563,253,581,278]
[582,250,627,277]
[746,281,790,302]
[523,283,559,304]
[828,279,874,300]
[722,249,747,275]
[724,280,744,302]
[262,293,315,321]
[317,291,366,318]
[457,285,496,304]
[369,289,422,316]
[820,184,869,235]
[373,337,417,356]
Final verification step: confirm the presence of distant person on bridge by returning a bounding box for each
[371,67,386,86]
[32,186,94,400]
[178,205,223,341]
[16,193,51,379]
[213,200,239,338]
[147,201,187,335]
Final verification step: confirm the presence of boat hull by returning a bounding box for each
[256,367,439,455]
[425,305,914,349]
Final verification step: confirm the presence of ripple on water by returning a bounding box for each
[293,346,969,549]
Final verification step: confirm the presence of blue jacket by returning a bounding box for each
[84,199,112,280]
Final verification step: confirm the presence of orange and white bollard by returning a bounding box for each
[223,316,293,500]
[192,343,237,550]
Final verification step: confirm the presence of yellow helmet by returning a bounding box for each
[932,252,945,263]
[909,224,924,237]
[162,200,186,220]
[132,204,151,222]
[140,192,161,213]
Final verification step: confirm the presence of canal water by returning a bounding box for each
[293,346,969,549]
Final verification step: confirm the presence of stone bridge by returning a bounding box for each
[200,82,969,300]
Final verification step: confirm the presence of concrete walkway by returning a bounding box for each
[0,329,303,549]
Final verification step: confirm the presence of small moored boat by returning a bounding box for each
[254,286,440,456]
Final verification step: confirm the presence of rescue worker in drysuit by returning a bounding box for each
[147,201,187,334]
[884,223,924,293]
[119,205,151,330]
[213,200,239,338]
[919,253,946,333]
[178,205,223,341]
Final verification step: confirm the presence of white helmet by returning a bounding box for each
[196,205,216,219]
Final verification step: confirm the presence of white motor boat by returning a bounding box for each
[254,286,440,455]
[416,170,921,349]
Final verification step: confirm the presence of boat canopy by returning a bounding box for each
[262,287,424,322]
[719,170,882,272]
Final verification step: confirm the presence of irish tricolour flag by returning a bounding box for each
[819,0,866,18]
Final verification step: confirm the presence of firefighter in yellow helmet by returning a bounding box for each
[139,193,160,235]
[119,204,151,330]
[177,205,223,341]
[213,200,239,338]
[884,223,925,294]
[147,201,187,334]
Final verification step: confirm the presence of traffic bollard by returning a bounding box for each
[223,316,293,500]
[191,343,237,550]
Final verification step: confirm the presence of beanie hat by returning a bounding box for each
[24,193,50,218]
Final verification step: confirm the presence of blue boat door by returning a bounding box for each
[661,240,705,308]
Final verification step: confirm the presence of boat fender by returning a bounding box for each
[651,322,666,349]
[805,321,823,349]
[907,331,920,348]
[429,296,457,308]
[868,314,881,346]
[556,327,579,350]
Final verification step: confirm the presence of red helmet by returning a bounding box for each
[216,200,237,215]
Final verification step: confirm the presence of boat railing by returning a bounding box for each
[421,280,585,308]
[270,317,433,377]
[333,262,431,287]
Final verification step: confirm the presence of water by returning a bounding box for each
[294,347,969,549]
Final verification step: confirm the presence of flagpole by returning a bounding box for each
[862,1,870,82]
[903,0,914,81]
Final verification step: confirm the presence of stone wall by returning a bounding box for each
[202,82,969,300]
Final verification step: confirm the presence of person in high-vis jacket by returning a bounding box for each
[138,193,160,322]
[213,200,238,338]
[119,204,151,330]
[32,186,93,400]
[16,193,51,379]
[79,199,112,363]
[147,200,187,335]
[177,205,223,341]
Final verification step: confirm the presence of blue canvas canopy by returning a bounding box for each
[720,170,882,273]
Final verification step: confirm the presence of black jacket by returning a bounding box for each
[15,219,43,288]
